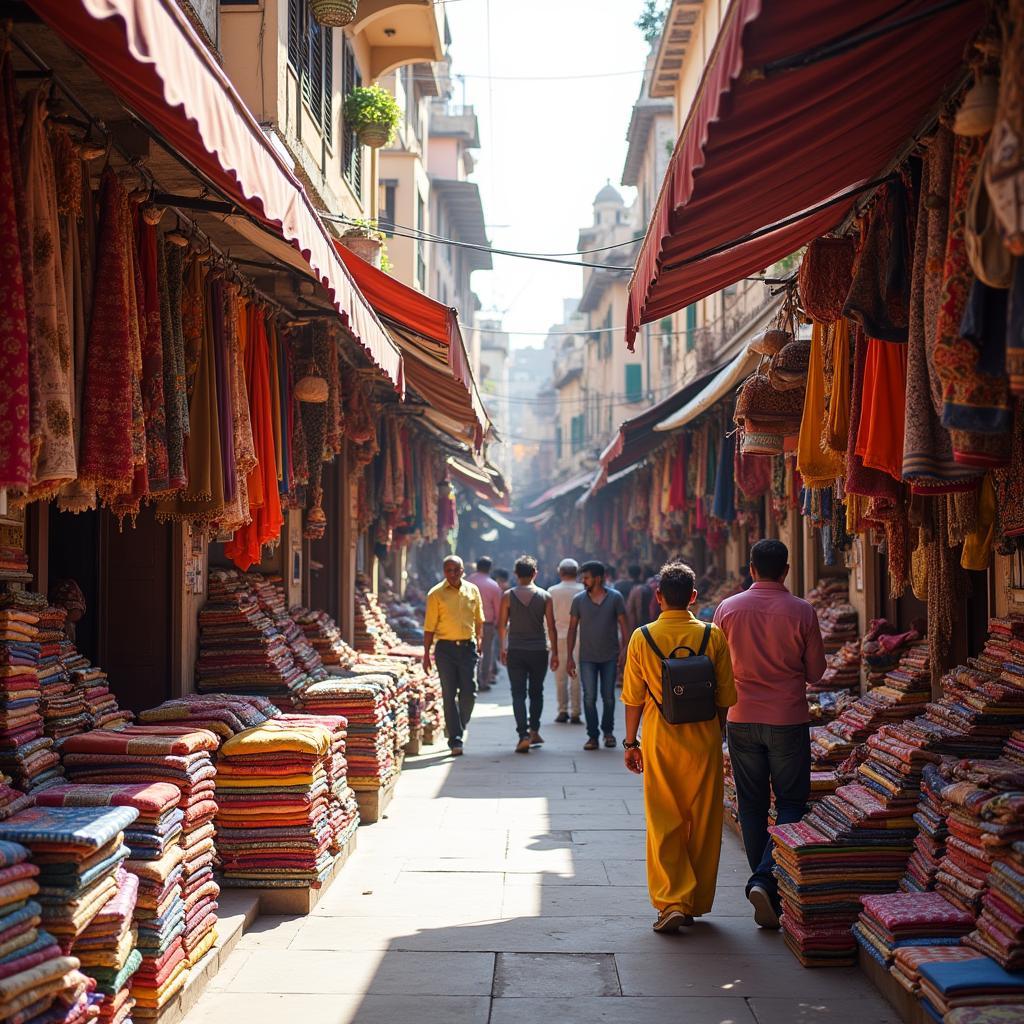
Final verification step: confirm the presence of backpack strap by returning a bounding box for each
[639,625,666,660]
[697,623,711,657]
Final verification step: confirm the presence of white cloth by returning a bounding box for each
[548,580,584,634]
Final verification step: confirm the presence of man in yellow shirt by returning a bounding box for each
[621,561,737,933]
[422,555,485,756]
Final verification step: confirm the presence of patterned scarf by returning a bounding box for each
[0,38,31,493]
[160,240,187,493]
[20,87,75,501]
[136,219,169,495]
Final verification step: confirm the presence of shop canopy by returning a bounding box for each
[477,505,516,531]
[27,0,404,389]
[576,462,643,509]
[655,343,762,433]
[335,244,488,449]
[626,0,984,348]
[448,458,506,506]
[527,469,594,511]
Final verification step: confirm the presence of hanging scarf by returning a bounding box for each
[823,318,851,456]
[211,278,236,506]
[317,322,344,458]
[925,498,967,681]
[993,399,1024,546]
[160,240,188,492]
[78,169,136,500]
[734,429,772,498]
[711,429,736,523]
[266,316,283,484]
[0,35,30,493]
[19,87,75,501]
[797,321,845,487]
[136,218,169,495]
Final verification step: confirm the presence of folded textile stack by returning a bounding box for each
[806,579,850,611]
[890,945,985,996]
[248,576,326,686]
[817,605,860,656]
[274,714,359,854]
[1005,729,1024,765]
[0,591,64,794]
[35,607,90,744]
[809,640,861,695]
[0,806,137,955]
[965,840,1024,969]
[853,891,974,968]
[290,608,352,669]
[216,721,339,887]
[902,762,950,892]
[138,694,279,741]
[196,571,307,705]
[71,867,140,1022]
[58,647,133,733]
[296,677,396,791]
[862,619,923,690]
[917,957,1024,1022]
[353,584,402,656]
[59,727,220,993]
[0,548,30,584]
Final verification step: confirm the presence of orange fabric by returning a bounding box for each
[225,303,283,570]
[855,337,908,481]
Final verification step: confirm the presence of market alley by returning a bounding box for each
[181,680,897,1024]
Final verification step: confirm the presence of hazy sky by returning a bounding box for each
[442,0,652,348]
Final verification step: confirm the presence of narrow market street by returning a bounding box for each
[184,677,896,1024]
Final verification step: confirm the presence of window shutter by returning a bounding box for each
[625,364,643,403]
[309,20,323,128]
[322,27,333,146]
[287,0,301,71]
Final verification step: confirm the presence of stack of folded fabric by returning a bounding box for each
[861,620,923,690]
[890,945,985,997]
[902,762,950,892]
[296,677,396,791]
[807,690,857,725]
[918,956,1024,1021]
[353,584,404,656]
[138,694,278,742]
[291,608,350,669]
[965,840,1024,969]
[71,867,141,1023]
[817,605,860,655]
[59,647,133,733]
[0,806,136,954]
[809,640,862,695]
[35,606,91,743]
[856,724,942,811]
[59,727,220,985]
[275,713,359,853]
[215,721,338,887]
[249,576,326,686]
[1005,729,1024,765]
[196,572,307,705]
[853,890,975,968]
[0,548,31,584]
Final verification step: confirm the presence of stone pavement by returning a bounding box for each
[183,674,899,1024]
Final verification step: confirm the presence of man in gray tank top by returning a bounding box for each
[497,555,559,754]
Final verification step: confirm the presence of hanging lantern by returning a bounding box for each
[295,359,329,404]
[309,0,357,27]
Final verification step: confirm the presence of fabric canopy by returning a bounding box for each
[27,0,404,388]
[478,504,516,531]
[448,458,505,505]
[335,244,487,448]
[527,469,594,510]
[655,343,761,432]
[627,0,983,347]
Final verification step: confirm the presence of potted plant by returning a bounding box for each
[339,218,386,269]
[343,84,400,148]
[309,0,357,27]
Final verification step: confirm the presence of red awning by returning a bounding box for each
[335,244,487,447]
[627,0,983,347]
[27,0,404,389]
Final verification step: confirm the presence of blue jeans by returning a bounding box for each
[727,722,811,905]
[434,641,478,746]
[579,659,617,740]
[507,649,547,737]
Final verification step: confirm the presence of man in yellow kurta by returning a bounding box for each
[621,561,737,933]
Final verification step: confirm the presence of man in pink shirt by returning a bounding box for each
[713,539,826,930]
[467,557,503,692]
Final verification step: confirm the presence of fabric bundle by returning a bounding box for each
[215,721,344,888]
[965,841,1024,970]
[34,608,89,744]
[853,891,974,968]
[137,694,277,741]
[890,945,985,996]
[0,807,137,955]
[902,763,950,893]
[290,608,352,668]
[917,956,1024,1021]
[247,576,325,685]
[57,647,132,734]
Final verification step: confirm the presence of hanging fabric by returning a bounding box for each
[797,321,845,487]
[160,239,188,493]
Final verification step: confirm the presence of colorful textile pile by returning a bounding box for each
[917,957,1024,1021]
[0,591,63,793]
[853,890,974,967]
[35,607,89,743]
[57,647,132,733]
[353,585,402,655]
[137,694,278,741]
[59,726,220,1002]
[862,620,923,690]
[290,608,352,669]
[966,840,1024,969]
[195,571,308,704]
[890,945,985,997]
[0,806,136,954]
[1005,728,1024,765]
[809,640,861,696]
[817,605,860,655]
[296,677,396,791]
[902,762,950,892]
[247,576,325,685]
[216,721,341,887]
[71,868,140,1023]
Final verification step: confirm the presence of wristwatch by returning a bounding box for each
[622,738,640,750]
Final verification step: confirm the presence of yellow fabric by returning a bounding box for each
[621,609,736,915]
[221,723,331,758]
[824,318,851,454]
[797,321,845,487]
[423,580,484,641]
[961,476,995,571]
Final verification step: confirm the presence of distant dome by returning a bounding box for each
[594,181,623,205]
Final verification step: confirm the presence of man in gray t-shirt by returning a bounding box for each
[566,561,629,751]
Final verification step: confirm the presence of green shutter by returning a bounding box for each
[625,364,642,403]
[685,305,697,351]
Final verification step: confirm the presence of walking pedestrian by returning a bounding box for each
[625,566,655,634]
[713,539,826,929]
[498,556,559,754]
[466,556,502,692]
[566,561,628,751]
[621,562,737,932]
[422,555,485,757]
[548,558,584,724]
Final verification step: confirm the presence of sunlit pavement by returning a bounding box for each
[183,673,898,1024]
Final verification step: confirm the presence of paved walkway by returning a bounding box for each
[185,675,899,1024]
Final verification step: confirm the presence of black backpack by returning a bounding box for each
[639,623,718,724]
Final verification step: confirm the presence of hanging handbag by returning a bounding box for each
[639,623,718,725]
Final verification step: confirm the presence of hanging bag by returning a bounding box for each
[639,624,718,724]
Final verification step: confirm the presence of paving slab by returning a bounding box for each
[489,996,757,1023]
[493,952,620,997]
[747,997,903,1024]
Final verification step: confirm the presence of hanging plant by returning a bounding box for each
[343,84,400,148]
[309,0,358,28]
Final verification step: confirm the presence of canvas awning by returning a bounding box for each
[626,0,983,347]
[478,505,516,531]
[655,343,762,432]
[335,244,488,448]
[27,0,404,388]
[527,470,594,510]
[448,458,506,505]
